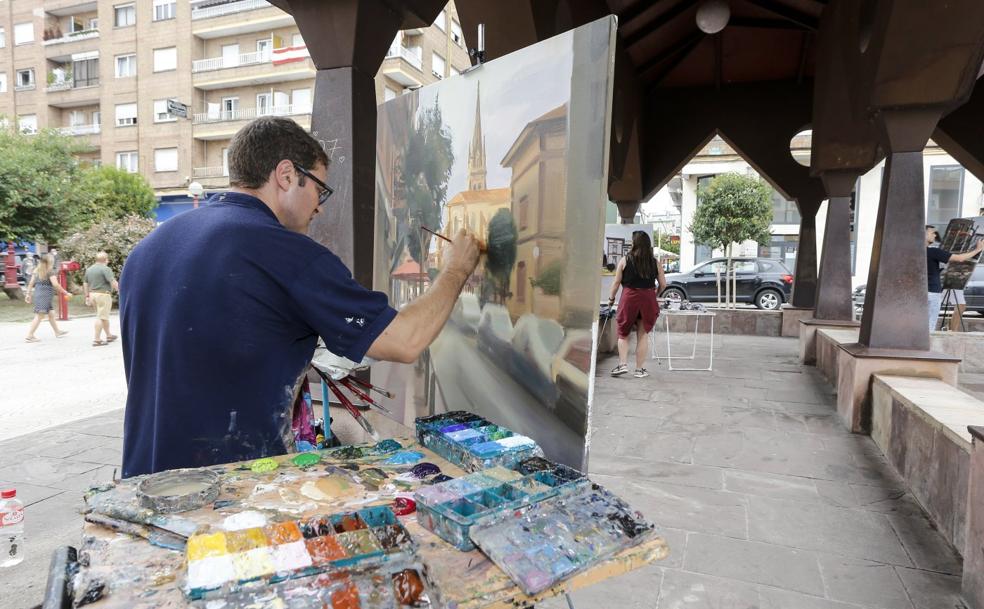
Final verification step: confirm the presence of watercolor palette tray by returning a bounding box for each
[414,411,543,473]
[185,506,416,599]
[414,465,587,551]
[468,483,656,595]
[191,562,438,609]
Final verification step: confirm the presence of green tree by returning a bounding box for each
[0,127,91,242]
[76,166,156,226]
[530,260,563,296]
[60,214,157,290]
[399,98,454,267]
[689,173,773,308]
[484,209,518,304]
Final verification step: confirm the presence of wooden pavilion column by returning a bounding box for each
[858,110,940,350]
[814,171,858,321]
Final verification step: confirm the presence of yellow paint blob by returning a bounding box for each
[186,532,228,561]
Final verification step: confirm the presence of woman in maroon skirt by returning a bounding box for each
[608,231,666,378]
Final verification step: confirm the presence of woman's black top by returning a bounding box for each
[621,255,656,289]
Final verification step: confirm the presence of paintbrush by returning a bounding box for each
[315,368,380,441]
[339,377,393,415]
[348,375,396,399]
[422,225,487,252]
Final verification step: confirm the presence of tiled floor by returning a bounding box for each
[0,334,967,608]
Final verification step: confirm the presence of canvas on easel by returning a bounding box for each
[940,217,984,291]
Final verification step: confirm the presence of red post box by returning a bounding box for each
[3,242,18,290]
[58,260,80,321]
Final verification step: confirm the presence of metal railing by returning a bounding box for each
[42,29,99,46]
[192,166,228,178]
[46,78,99,92]
[191,0,271,20]
[385,44,423,71]
[192,104,310,124]
[192,49,271,73]
[57,124,100,136]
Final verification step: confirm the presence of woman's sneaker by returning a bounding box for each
[633,368,650,378]
[610,364,629,377]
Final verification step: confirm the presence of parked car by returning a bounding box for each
[660,257,793,310]
[510,314,565,406]
[476,304,514,362]
[450,293,481,334]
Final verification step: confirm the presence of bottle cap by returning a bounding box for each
[0,489,15,499]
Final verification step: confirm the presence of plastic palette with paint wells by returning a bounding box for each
[414,411,543,473]
[184,506,416,600]
[468,483,657,595]
[413,464,588,551]
[189,559,440,609]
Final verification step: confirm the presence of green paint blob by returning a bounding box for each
[292,452,321,467]
[372,439,403,454]
[250,458,279,473]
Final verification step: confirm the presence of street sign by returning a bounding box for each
[166,99,188,118]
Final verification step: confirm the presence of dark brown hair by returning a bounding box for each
[227,117,330,189]
[629,230,657,280]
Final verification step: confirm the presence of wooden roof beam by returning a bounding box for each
[743,0,819,31]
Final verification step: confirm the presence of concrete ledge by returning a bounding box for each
[815,327,861,384]
[665,308,781,336]
[780,307,815,337]
[798,318,860,365]
[965,426,984,609]
[930,331,984,374]
[835,343,960,434]
[872,375,984,559]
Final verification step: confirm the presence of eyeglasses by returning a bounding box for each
[292,162,334,206]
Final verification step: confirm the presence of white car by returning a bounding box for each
[511,315,565,405]
[450,292,481,334]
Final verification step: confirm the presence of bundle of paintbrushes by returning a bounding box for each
[184,505,441,607]
[414,411,542,472]
[313,367,396,442]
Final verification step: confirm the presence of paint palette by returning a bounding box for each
[468,483,656,595]
[185,506,415,599]
[414,465,586,551]
[415,411,543,472]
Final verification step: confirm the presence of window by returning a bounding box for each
[519,196,529,228]
[291,88,311,112]
[451,20,463,46]
[221,97,239,120]
[153,47,177,72]
[927,165,964,230]
[73,58,99,87]
[154,148,178,172]
[18,114,37,134]
[221,44,239,68]
[770,191,801,225]
[222,148,229,176]
[153,99,176,122]
[256,39,271,58]
[114,4,136,27]
[92,111,101,126]
[384,87,396,102]
[292,33,304,47]
[431,52,445,79]
[0,73,7,93]
[15,68,35,89]
[115,54,136,78]
[517,262,527,303]
[89,18,99,30]
[0,27,7,48]
[758,235,798,267]
[116,151,138,173]
[115,103,137,127]
[434,11,446,31]
[153,0,175,22]
[69,110,86,127]
[256,93,272,116]
[450,66,460,77]
[14,23,33,45]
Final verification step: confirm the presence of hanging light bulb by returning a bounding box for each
[696,0,731,34]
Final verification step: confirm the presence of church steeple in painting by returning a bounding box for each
[468,83,487,191]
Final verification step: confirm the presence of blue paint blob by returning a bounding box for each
[384,451,425,465]
[410,462,441,479]
[372,439,403,454]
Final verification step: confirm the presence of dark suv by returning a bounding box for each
[660,257,794,310]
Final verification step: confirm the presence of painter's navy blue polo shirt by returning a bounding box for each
[119,192,397,477]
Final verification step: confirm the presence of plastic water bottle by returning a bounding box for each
[0,488,25,567]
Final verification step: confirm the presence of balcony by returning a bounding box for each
[192,49,271,73]
[191,0,292,38]
[193,105,311,140]
[382,44,425,87]
[56,123,100,136]
[193,166,228,178]
[46,79,100,108]
[43,29,98,46]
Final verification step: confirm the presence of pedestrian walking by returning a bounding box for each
[83,251,120,346]
[608,231,666,378]
[24,253,71,342]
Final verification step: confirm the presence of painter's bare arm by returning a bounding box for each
[367,229,481,364]
[608,258,624,303]
[950,240,984,263]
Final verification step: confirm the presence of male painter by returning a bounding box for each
[119,117,481,477]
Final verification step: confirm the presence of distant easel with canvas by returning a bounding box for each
[938,217,984,331]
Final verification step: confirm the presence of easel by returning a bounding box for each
[939,289,966,332]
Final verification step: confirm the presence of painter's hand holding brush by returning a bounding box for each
[444,228,484,279]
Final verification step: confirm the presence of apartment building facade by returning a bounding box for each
[0,0,469,219]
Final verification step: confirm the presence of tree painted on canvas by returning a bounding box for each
[399,98,454,271]
[689,173,773,308]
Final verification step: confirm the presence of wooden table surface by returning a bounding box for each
[73,438,668,608]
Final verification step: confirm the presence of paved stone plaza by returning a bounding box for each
[0,329,966,608]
